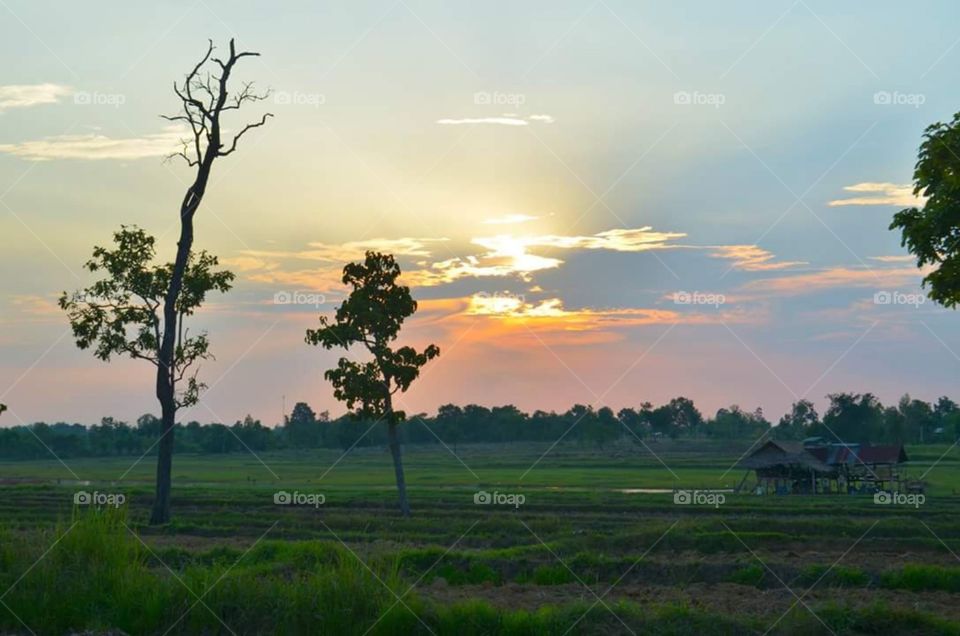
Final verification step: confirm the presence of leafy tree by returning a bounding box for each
[891,110,960,307]
[819,393,884,443]
[944,410,960,442]
[490,405,526,444]
[136,413,162,438]
[647,404,674,438]
[592,406,621,448]
[436,404,465,451]
[710,405,770,439]
[286,402,320,448]
[933,396,959,441]
[882,405,907,443]
[897,394,934,443]
[0,404,6,417]
[305,252,440,516]
[617,407,646,440]
[233,415,272,451]
[649,397,704,438]
[935,396,958,418]
[775,399,819,440]
[60,226,233,519]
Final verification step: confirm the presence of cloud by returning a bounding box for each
[238,237,447,265]
[437,117,528,126]
[744,265,927,296]
[436,114,555,126]
[0,125,186,161]
[518,228,688,252]
[429,227,687,283]
[429,250,561,283]
[221,256,280,273]
[869,255,915,263]
[0,84,71,111]
[709,245,806,271]
[828,182,925,207]
[226,237,450,289]
[460,294,761,331]
[0,294,64,326]
[229,227,689,291]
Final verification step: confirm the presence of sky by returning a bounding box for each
[1,0,959,427]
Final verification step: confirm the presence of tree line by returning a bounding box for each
[3,392,957,461]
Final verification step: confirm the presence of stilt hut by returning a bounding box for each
[736,439,911,495]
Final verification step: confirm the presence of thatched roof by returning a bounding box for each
[737,440,832,473]
[807,444,907,465]
[738,440,908,473]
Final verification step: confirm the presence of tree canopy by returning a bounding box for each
[891,110,960,307]
[305,251,440,423]
[59,226,233,409]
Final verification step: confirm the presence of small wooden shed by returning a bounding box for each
[736,439,911,495]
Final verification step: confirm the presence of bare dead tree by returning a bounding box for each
[151,38,272,525]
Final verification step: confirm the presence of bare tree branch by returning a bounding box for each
[219,113,273,156]
[162,38,272,168]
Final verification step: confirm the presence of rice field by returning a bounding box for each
[1,440,958,634]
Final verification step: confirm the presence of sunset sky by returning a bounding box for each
[2,0,959,427]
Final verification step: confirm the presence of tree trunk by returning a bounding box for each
[149,399,176,524]
[150,163,211,525]
[387,421,410,517]
[147,40,262,525]
[383,388,409,516]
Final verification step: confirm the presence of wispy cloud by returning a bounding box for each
[0,125,185,161]
[229,227,688,291]
[0,83,71,111]
[461,294,760,330]
[436,114,555,126]
[709,245,806,271]
[869,255,915,263]
[437,117,527,126]
[429,227,687,283]
[828,182,925,207]
[226,237,450,289]
[237,237,447,264]
[521,228,688,252]
[744,265,927,296]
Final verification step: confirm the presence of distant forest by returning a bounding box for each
[1,393,958,461]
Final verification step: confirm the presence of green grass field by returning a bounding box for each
[1,440,959,634]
